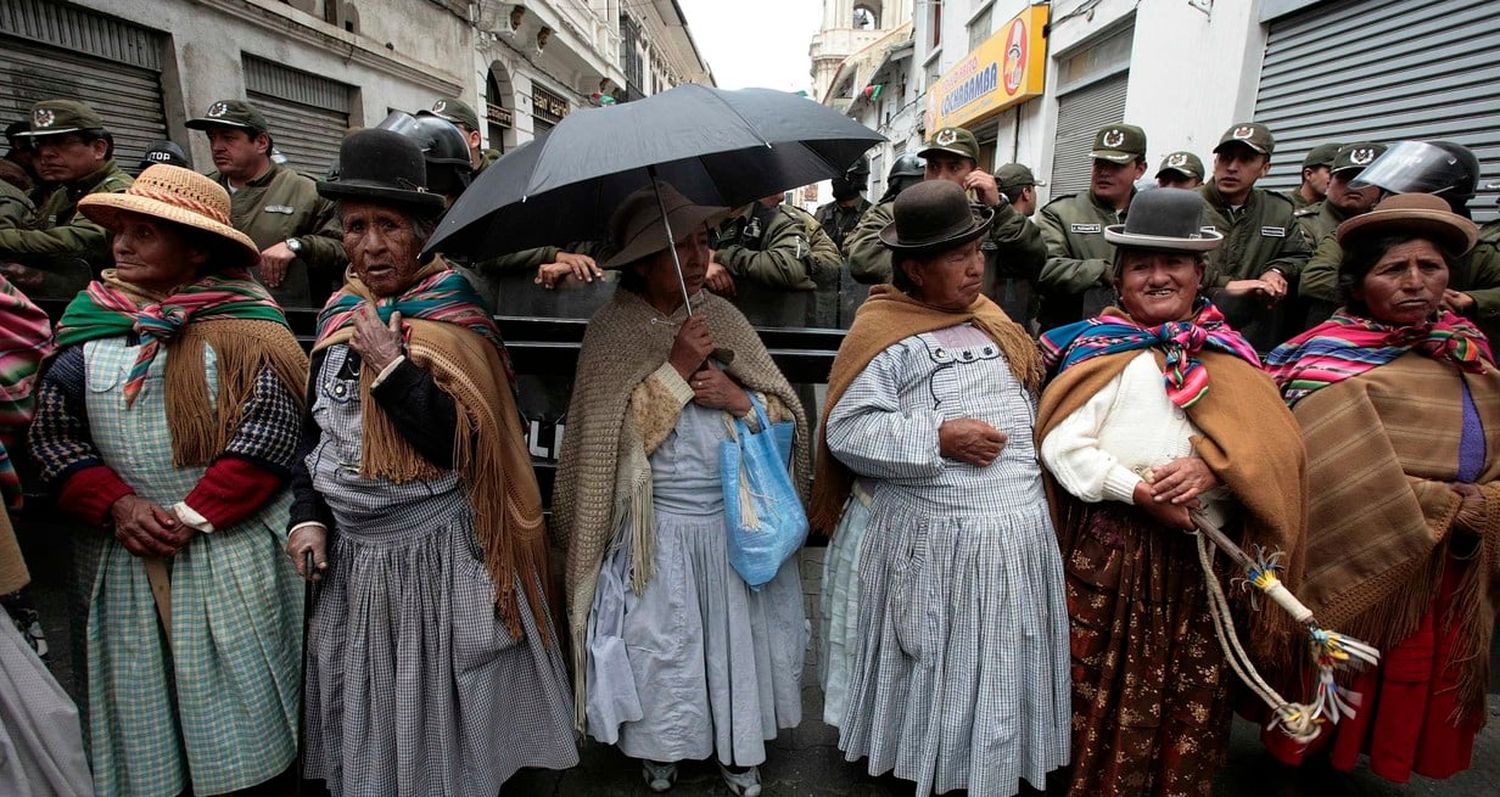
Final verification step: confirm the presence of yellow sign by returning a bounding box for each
[925,5,1049,132]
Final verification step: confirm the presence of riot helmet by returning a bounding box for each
[1350,140,1481,213]
[831,157,871,201]
[881,154,926,202]
[376,111,474,199]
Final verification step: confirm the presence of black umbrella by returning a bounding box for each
[423,84,883,311]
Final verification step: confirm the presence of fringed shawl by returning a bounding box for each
[312,266,549,643]
[808,284,1042,533]
[1287,352,1500,721]
[552,289,810,728]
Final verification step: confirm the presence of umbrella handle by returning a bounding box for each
[647,165,694,316]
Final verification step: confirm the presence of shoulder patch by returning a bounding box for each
[1262,190,1295,207]
[1293,205,1320,217]
[1042,193,1079,208]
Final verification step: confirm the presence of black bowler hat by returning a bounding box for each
[1103,188,1222,252]
[878,180,993,254]
[316,128,446,213]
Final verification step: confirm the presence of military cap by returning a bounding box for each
[16,99,107,138]
[419,97,480,132]
[1214,122,1275,156]
[1155,151,1204,181]
[1330,142,1388,175]
[995,163,1036,190]
[918,126,981,163]
[1301,142,1342,170]
[186,99,270,133]
[1089,124,1147,164]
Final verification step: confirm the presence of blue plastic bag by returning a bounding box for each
[720,393,807,589]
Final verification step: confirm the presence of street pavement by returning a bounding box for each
[21,527,1500,796]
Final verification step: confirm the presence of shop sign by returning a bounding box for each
[925,5,1048,131]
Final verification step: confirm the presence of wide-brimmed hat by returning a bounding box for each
[1104,188,1222,252]
[1336,192,1477,257]
[878,180,992,254]
[603,182,728,269]
[78,165,260,268]
[317,128,446,213]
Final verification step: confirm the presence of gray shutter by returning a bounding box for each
[243,55,351,178]
[1255,0,1500,221]
[1049,72,1129,200]
[0,0,167,171]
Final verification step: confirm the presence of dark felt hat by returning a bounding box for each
[186,99,270,133]
[878,180,993,254]
[1104,188,1222,252]
[316,129,446,213]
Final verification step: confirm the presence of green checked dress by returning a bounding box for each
[38,338,304,797]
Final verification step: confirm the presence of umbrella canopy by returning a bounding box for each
[423,84,884,260]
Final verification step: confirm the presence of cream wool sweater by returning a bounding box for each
[1040,351,1229,524]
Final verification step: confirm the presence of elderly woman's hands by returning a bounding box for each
[287,524,330,582]
[939,418,1007,467]
[1148,457,1221,505]
[350,302,404,373]
[670,315,714,379]
[110,494,192,557]
[1132,482,1195,530]
[690,367,752,416]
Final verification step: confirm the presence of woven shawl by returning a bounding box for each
[313,268,549,642]
[552,289,810,726]
[1035,348,1310,660]
[807,284,1042,533]
[1288,353,1500,720]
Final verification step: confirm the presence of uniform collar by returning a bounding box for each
[67,160,122,197]
[1088,187,1134,217]
[1202,179,1259,213]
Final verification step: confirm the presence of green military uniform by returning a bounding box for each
[845,199,895,284]
[1481,217,1500,246]
[1282,142,1341,211]
[188,99,347,308]
[477,148,502,174]
[814,196,870,251]
[1293,201,1337,246]
[0,178,33,229]
[715,202,842,291]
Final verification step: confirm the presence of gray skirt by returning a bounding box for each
[303,494,577,796]
[837,486,1072,797]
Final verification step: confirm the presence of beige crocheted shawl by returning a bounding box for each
[552,289,810,726]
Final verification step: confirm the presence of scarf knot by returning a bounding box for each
[1040,299,1259,408]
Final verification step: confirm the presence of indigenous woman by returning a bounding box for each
[812,179,1069,797]
[285,130,577,796]
[29,165,309,796]
[1264,193,1497,783]
[554,183,810,797]
[1037,188,1308,797]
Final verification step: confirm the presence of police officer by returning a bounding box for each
[0,158,33,230]
[995,163,1039,216]
[847,127,1044,326]
[137,140,190,175]
[0,100,132,298]
[1294,142,1387,244]
[1197,122,1312,350]
[814,158,872,250]
[186,99,345,309]
[1285,142,1341,210]
[710,192,842,295]
[3,120,41,198]
[1155,151,1204,189]
[1035,123,1147,330]
[420,97,500,173]
[877,153,924,203]
[1300,140,1500,338]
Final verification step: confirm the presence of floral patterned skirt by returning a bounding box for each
[1061,502,1233,797]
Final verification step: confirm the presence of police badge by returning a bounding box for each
[33,108,54,129]
[208,101,230,118]
[934,128,958,146]
[1102,129,1125,148]
[1168,153,1188,167]
[1350,147,1376,166]
[433,100,448,114]
[1232,125,1255,140]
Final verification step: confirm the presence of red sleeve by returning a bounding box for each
[183,456,286,531]
[58,465,135,528]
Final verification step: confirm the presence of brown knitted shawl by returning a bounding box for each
[808,284,1042,533]
[1290,353,1500,721]
[552,289,810,726]
[313,275,550,643]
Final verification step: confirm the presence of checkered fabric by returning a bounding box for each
[80,337,302,796]
[824,326,1072,796]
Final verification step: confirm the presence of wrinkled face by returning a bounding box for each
[902,238,985,311]
[341,201,426,297]
[1325,170,1381,216]
[1091,158,1146,207]
[1355,238,1448,327]
[33,133,107,183]
[1115,249,1204,326]
[1212,144,1271,198]
[110,211,207,292]
[1156,173,1202,190]
[1302,165,1331,198]
[206,126,271,181]
[638,228,711,307]
[924,153,975,187]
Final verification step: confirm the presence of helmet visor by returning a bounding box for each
[1349,140,1468,196]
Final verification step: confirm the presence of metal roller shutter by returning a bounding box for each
[1255,0,1500,221]
[0,0,168,170]
[243,55,351,178]
[1049,72,1129,200]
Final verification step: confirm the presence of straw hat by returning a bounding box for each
[1336,192,1477,258]
[603,182,728,269]
[79,165,260,268]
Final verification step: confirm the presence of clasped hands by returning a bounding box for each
[1135,457,1219,530]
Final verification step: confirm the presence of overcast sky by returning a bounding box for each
[676,0,821,93]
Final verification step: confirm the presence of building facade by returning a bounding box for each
[829,0,1497,221]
